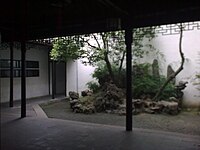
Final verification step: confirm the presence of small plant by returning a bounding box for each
[86,81,100,93]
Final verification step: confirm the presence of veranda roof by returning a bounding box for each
[0,0,200,41]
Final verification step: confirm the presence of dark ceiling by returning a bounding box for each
[0,0,200,41]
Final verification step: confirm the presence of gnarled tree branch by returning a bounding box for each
[153,24,185,101]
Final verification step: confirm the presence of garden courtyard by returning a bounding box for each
[40,99,200,136]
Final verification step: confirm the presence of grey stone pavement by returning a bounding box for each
[1,96,200,150]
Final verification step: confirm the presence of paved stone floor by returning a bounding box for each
[1,97,200,150]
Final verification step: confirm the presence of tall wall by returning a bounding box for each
[66,59,96,96]
[77,59,96,94]
[66,59,78,94]
[0,43,49,103]
[137,22,200,107]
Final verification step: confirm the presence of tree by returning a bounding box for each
[50,36,83,62]
[153,24,185,101]
[79,32,126,83]
[50,28,157,85]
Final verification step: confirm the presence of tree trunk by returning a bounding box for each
[104,51,115,83]
[153,24,185,101]
[101,33,115,84]
[118,50,126,74]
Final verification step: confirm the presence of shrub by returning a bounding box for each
[159,80,176,100]
[86,81,100,93]
[91,63,176,100]
[92,64,110,85]
[92,63,126,88]
[132,63,176,100]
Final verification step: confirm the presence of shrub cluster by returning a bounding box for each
[88,63,176,100]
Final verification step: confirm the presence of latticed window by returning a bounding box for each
[0,59,39,77]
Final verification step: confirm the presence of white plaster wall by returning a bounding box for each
[138,25,200,107]
[66,59,96,96]
[66,59,78,95]
[77,59,96,94]
[0,44,49,103]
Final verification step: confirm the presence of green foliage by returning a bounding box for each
[133,63,152,76]
[50,27,158,67]
[50,37,84,61]
[92,63,126,88]
[133,75,176,99]
[132,63,176,100]
[92,63,108,80]
[158,80,176,100]
[86,81,100,93]
[92,63,176,100]
[132,27,156,58]
[77,31,126,67]
[92,63,113,85]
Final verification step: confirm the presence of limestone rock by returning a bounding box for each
[168,97,179,102]
[150,106,162,113]
[94,96,105,112]
[144,108,155,114]
[118,104,126,115]
[81,89,93,97]
[69,99,79,109]
[158,100,179,115]
[94,82,125,112]
[167,65,176,84]
[73,102,95,114]
[69,91,79,100]
[131,99,180,115]
[152,59,160,77]
[175,81,188,91]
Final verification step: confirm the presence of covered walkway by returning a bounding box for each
[1,1,200,149]
[1,98,200,150]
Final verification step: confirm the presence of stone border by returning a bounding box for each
[32,104,48,118]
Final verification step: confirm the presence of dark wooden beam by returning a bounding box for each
[21,41,26,118]
[125,27,133,131]
[9,42,14,107]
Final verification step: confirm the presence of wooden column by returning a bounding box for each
[48,51,51,95]
[21,41,26,118]
[125,28,133,131]
[52,61,56,99]
[64,62,67,97]
[9,42,14,107]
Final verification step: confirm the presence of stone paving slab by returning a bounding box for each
[32,104,48,118]
[1,114,200,150]
[1,97,200,150]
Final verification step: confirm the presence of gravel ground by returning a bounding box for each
[40,99,200,136]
